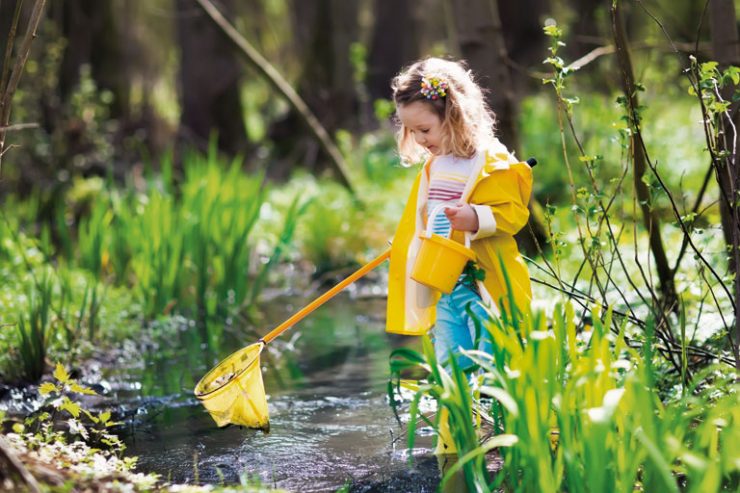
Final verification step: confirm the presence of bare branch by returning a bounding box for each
[0,0,47,176]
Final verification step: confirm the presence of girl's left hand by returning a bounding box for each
[444,204,479,232]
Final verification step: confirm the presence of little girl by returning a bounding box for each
[385,57,532,371]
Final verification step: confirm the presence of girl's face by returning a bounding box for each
[397,101,447,155]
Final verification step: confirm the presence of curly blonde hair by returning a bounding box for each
[391,57,497,165]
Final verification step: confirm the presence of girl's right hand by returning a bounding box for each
[444,204,479,232]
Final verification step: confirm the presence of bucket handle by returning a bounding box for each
[425,202,471,247]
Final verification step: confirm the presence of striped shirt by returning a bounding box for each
[427,152,478,236]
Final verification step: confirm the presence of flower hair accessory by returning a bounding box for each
[420,76,448,100]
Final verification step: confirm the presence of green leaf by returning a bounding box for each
[634,427,680,493]
[700,61,718,73]
[59,397,81,418]
[543,25,562,38]
[69,382,97,395]
[39,382,58,396]
[53,363,71,384]
[480,386,519,417]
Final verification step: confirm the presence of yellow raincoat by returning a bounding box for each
[386,140,532,336]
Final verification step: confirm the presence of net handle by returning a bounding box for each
[259,247,391,345]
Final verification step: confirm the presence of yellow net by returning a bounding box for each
[194,343,269,430]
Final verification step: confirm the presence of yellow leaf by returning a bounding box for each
[98,411,111,424]
[82,409,97,423]
[53,363,70,384]
[39,382,58,396]
[12,423,24,433]
[60,397,81,418]
[69,383,97,395]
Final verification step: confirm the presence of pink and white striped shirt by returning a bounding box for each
[427,152,478,236]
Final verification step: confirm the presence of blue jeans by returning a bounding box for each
[433,282,493,370]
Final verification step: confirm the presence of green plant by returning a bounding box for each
[389,300,739,492]
[16,270,55,383]
[77,197,113,279]
[128,188,185,317]
[389,337,494,488]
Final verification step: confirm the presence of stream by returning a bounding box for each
[115,294,453,492]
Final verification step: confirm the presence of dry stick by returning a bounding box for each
[557,95,652,328]
[694,0,711,55]
[0,0,23,96]
[553,99,609,304]
[0,122,38,132]
[545,68,659,339]
[193,0,355,195]
[529,272,734,366]
[0,0,46,177]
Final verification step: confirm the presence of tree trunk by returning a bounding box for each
[449,0,547,255]
[194,0,355,193]
[367,0,421,103]
[611,3,677,311]
[449,0,519,152]
[58,0,130,120]
[176,0,247,156]
[709,0,740,369]
[497,0,550,94]
[267,0,359,179]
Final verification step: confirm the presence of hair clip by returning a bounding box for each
[420,76,448,100]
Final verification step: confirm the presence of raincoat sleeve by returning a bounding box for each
[469,162,532,241]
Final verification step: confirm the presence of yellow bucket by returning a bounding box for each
[411,203,475,294]
[194,343,270,430]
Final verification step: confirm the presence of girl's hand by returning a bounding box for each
[444,204,479,232]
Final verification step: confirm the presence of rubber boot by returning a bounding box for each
[434,407,457,455]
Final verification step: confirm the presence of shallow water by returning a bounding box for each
[119,295,449,492]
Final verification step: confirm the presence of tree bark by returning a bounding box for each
[709,0,740,369]
[177,0,248,156]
